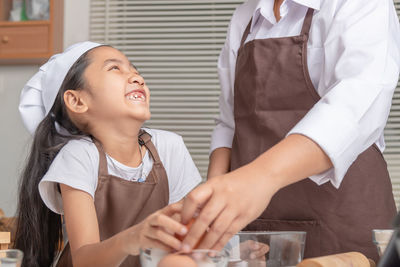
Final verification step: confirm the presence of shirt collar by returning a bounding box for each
[250,0,321,32]
[292,0,321,10]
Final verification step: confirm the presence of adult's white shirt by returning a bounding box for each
[211,0,400,188]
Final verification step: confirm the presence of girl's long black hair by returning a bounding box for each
[14,48,96,267]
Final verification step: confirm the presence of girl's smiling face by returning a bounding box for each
[82,46,151,128]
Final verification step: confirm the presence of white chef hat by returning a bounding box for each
[19,41,103,134]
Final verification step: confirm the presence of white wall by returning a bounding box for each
[0,0,90,216]
[0,66,36,216]
[63,0,90,48]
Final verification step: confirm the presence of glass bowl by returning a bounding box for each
[372,229,394,257]
[0,249,24,267]
[140,248,230,267]
[224,231,306,267]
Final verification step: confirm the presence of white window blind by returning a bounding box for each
[90,0,244,178]
[90,0,400,208]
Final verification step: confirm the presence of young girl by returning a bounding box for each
[15,42,202,267]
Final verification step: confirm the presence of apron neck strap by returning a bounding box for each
[240,18,253,48]
[300,8,315,36]
[93,129,162,177]
[240,7,315,48]
[138,130,162,164]
[93,138,109,176]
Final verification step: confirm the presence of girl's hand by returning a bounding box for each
[124,202,188,255]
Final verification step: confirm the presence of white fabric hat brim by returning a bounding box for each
[19,41,103,134]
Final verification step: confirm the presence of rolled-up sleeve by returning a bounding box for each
[288,0,400,188]
[210,23,237,153]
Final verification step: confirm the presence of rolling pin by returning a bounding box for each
[296,252,375,267]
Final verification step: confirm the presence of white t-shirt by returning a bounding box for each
[39,128,202,214]
[211,0,400,188]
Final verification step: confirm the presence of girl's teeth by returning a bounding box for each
[127,93,144,100]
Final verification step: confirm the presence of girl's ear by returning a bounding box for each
[63,90,88,114]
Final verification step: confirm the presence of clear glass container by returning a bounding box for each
[224,231,306,267]
[372,229,394,257]
[0,249,24,267]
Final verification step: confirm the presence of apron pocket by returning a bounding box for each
[243,218,321,258]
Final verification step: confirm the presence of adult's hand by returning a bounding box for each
[180,163,280,252]
[180,134,333,252]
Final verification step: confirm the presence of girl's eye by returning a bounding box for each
[109,65,120,71]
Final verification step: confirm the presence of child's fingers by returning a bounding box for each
[162,202,183,216]
[145,227,182,251]
[170,212,182,223]
[150,214,187,237]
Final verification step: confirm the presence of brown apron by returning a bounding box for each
[230,8,396,262]
[57,130,169,267]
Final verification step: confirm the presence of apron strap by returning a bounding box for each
[94,129,162,177]
[240,18,253,48]
[240,7,314,49]
[300,8,314,36]
[93,139,109,177]
[138,130,162,164]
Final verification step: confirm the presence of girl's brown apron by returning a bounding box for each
[230,8,396,262]
[57,130,169,267]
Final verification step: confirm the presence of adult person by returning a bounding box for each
[180,0,400,261]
